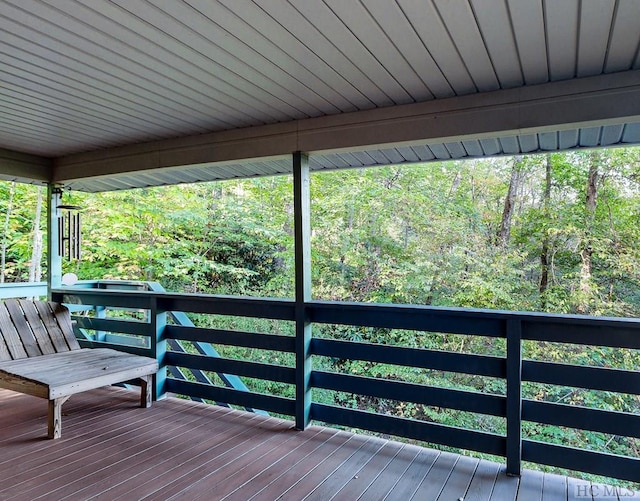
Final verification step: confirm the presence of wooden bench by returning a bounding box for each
[0,299,158,438]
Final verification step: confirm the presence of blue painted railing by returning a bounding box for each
[54,280,262,412]
[49,283,640,484]
[0,282,47,299]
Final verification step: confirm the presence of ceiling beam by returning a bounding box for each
[0,148,52,185]
[53,70,640,185]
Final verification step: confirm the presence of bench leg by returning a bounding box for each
[140,375,152,408]
[48,396,71,439]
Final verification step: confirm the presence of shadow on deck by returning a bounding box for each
[0,387,632,500]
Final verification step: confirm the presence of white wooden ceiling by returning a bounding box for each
[1,0,639,191]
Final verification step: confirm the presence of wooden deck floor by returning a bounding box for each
[0,387,630,500]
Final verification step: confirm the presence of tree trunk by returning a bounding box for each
[576,153,599,314]
[1,182,16,283]
[496,157,523,246]
[28,187,44,283]
[448,170,462,197]
[539,155,552,297]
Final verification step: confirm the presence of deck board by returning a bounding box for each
[304,438,388,500]
[0,387,634,501]
[435,454,480,500]
[411,450,460,499]
[267,433,367,499]
[490,469,521,501]
[518,469,545,501]
[542,473,568,501]
[305,440,397,501]
[382,447,440,500]
[345,443,422,500]
[462,459,501,501]
[220,428,343,501]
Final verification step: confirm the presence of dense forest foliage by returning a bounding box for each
[1,148,639,484]
[3,148,640,317]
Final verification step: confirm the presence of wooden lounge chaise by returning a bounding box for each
[0,299,158,438]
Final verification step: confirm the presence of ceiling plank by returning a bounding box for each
[363,0,454,99]
[0,0,246,129]
[605,0,640,72]
[577,0,616,77]
[323,0,433,100]
[544,0,579,81]
[42,0,287,123]
[470,0,524,89]
[507,0,548,85]
[433,0,500,92]
[252,0,387,108]
[291,0,412,104]
[219,0,363,112]
[398,0,476,95]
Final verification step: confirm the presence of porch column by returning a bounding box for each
[46,185,62,298]
[150,296,167,401]
[293,151,312,430]
[506,318,522,475]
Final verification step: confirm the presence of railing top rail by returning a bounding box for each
[309,299,640,328]
[51,281,640,323]
[53,287,640,325]
[51,287,296,321]
[0,282,47,299]
[52,287,640,346]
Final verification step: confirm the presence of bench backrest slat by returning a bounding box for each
[21,300,58,355]
[46,302,81,351]
[0,300,80,360]
[4,300,42,358]
[0,302,27,360]
[33,301,79,352]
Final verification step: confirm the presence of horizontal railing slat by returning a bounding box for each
[167,379,295,416]
[53,290,155,309]
[309,301,506,336]
[166,352,296,384]
[523,400,640,438]
[166,325,295,352]
[74,316,154,337]
[311,338,505,377]
[522,320,640,349]
[76,339,153,358]
[311,403,506,457]
[158,295,295,320]
[523,360,640,395]
[523,440,640,483]
[311,371,506,416]
[53,289,296,320]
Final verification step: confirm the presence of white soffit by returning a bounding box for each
[0,0,639,191]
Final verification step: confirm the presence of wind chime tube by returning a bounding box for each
[58,216,65,257]
[74,213,81,260]
[67,211,72,261]
[56,197,82,261]
[57,212,79,259]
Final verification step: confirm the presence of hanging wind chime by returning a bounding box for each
[56,190,82,261]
